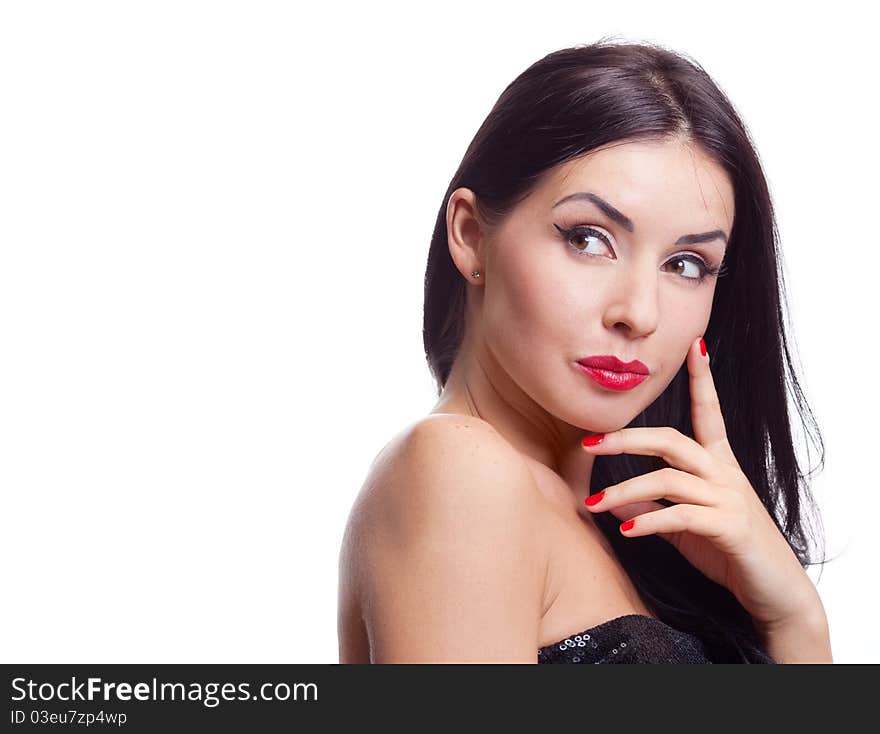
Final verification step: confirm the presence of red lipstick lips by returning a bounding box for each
[577,355,649,374]
[575,355,650,391]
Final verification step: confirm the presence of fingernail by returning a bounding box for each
[585,490,605,507]
[582,433,605,447]
[620,519,635,532]
[699,337,707,357]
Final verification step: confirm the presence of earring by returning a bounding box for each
[471,270,481,279]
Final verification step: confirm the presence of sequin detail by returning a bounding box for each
[537,614,718,664]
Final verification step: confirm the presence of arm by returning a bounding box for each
[356,416,549,663]
[757,592,833,664]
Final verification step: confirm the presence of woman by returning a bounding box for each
[338,38,832,663]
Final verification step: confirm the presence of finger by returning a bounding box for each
[618,503,725,541]
[582,425,716,479]
[600,500,664,524]
[584,467,717,514]
[689,336,737,462]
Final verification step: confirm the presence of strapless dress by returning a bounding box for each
[537,613,775,664]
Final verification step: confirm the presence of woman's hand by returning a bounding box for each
[581,336,822,631]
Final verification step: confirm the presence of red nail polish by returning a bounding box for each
[585,490,605,507]
[699,337,707,357]
[620,519,635,532]
[582,433,605,447]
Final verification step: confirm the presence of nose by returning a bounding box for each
[603,261,660,338]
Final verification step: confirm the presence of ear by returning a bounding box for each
[446,187,486,283]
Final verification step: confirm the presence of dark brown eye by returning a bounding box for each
[554,224,612,256]
[664,256,707,281]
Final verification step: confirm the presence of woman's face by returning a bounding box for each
[472,138,735,433]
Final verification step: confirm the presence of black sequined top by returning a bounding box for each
[537,613,776,664]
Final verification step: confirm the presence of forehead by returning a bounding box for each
[533,139,735,235]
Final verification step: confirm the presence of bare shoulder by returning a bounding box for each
[367,412,541,506]
[338,414,551,662]
[344,414,545,528]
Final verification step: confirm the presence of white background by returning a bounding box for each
[1,1,876,663]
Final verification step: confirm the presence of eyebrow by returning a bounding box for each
[553,191,729,246]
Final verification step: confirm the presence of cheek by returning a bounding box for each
[656,292,713,370]
[486,256,575,347]
[665,289,713,335]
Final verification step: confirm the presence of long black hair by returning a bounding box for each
[422,37,829,662]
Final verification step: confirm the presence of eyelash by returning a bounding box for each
[554,224,727,284]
